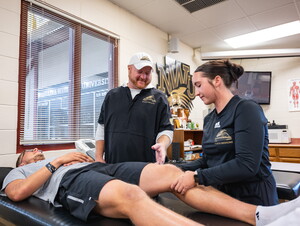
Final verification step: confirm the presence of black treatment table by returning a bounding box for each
[271,162,300,200]
[1,163,299,226]
[0,167,249,226]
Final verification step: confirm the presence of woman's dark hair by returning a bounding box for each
[194,59,244,88]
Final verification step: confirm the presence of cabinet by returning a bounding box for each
[167,129,203,160]
[269,139,300,163]
[167,133,300,163]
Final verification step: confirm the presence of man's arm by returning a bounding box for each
[152,92,174,164]
[95,140,105,162]
[5,152,92,202]
[95,123,105,163]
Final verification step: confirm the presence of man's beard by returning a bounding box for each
[33,153,45,162]
[131,78,149,89]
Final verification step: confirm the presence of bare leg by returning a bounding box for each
[139,164,256,225]
[94,179,202,226]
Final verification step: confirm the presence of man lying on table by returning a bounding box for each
[1,148,299,226]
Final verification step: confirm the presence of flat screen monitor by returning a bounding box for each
[231,71,271,105]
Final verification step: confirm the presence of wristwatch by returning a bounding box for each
[45,162,57,174]
[194,171,199,184]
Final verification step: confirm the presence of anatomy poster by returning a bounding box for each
[288,79,300,111]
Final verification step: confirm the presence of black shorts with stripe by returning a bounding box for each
[57,162,148,221]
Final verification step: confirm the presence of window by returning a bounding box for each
[18,1,118,152]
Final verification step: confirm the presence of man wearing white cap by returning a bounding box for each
[95,52,173,164]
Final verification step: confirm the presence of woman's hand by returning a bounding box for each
[170,171,196,195]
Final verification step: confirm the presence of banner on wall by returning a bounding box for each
[156,56,195,111]
[288,79,300,112]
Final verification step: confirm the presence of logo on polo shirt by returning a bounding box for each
[215,129,233,144]
[214,121,220,128]
[142,95,156,104]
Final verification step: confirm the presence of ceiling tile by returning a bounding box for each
[211,18,256,39]
[129,0,188,28]
[295,0,300,16]
[180,29,221,48]
[156,16,205,36]
[236,0,294,16]
[249,3,299,29]
[109,0,154,11]
[106,0,300,52]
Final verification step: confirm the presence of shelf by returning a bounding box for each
[184,147,202,152]
[167,129,203,160]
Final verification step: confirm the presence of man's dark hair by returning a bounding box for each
[16,150,27,167]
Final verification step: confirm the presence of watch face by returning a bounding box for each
[46,163,56,173]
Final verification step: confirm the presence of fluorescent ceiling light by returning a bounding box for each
[200,48,300,60]
[225,20,300,48]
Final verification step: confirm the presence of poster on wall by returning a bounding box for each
[288,79,300,112]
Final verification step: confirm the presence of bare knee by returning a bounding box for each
[147,163,183,177]
[94,180,147,218]
[120,183,146,203]
[96,180,147,218]
[161,163,184,178]
[139,163,184,195]
[115,183,149,216]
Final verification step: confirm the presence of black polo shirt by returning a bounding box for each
[198,95,272,185]
[98,86,173,163]
[180,95,278,205]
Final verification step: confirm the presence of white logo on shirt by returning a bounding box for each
[214,121,220,128]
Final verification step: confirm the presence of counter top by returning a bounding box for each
[271,161,300,173]
[269,138,300,148]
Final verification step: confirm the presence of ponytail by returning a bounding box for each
[195,59,244,88]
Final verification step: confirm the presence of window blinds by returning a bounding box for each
[18,1,117,146]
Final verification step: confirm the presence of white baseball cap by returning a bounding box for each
[128,52,153,70]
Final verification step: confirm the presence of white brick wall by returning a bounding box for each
[0,0,299,167]
[235,57,300,138]
[0,0,20,162]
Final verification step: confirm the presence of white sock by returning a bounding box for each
[255,196,300,226]
[265,207,300,226]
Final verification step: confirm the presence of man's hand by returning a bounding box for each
[152,143,166,164]
[52,152,94,168]
[170,171,196,195]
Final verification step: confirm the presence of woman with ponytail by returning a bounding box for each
[172,59,278,206]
